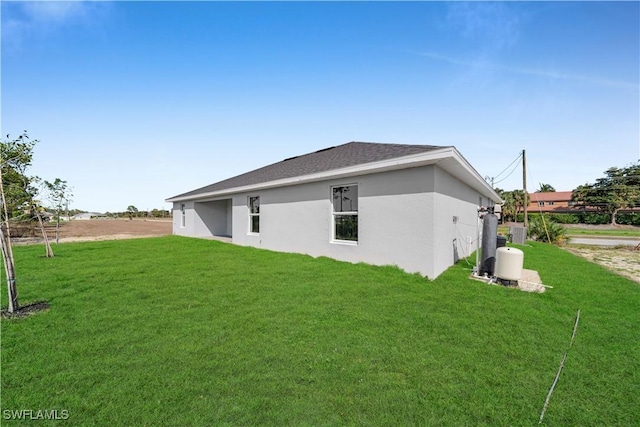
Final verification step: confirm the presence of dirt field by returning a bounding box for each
[13,219,173,244]
[59,219,173,241]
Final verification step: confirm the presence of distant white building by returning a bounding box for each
[166,142,501,279]
[41,211,55,222]
[72,212,107,220]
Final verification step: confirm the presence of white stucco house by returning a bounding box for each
[166,141,501,279]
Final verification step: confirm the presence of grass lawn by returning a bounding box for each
[2,237,639,426]
[498,225,640,238]
[563,228,640,237]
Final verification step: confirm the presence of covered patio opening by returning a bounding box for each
[194,199,232,238]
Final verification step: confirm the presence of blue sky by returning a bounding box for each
[2,1,638,212]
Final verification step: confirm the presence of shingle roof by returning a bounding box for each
[169,141,445,200]
[529,191,573,202]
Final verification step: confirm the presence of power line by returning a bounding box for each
[493,158,522,185]
[493,152,523,180]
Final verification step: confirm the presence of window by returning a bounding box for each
[548,201,555,206]
[332,185,358,242]
[180,203,186,227]
[248,196,260,234]
[538,201,545,206]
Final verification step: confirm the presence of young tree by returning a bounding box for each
[27,180,54,258]
[127,205,138,220]
[0,166,18,313]
[0,131,36,312]
[573,162,640,225]
[1,132,35,218]
[1,132,54,257]
[44,178,73,244]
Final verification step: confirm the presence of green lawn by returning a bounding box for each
[499,225,640,238]
[2,237,639,426]
[564,228,640,237]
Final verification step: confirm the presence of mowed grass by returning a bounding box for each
[2,237,639,426]
[498,225,640,238]
[565,228,640,237]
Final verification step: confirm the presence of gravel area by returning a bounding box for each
[565,246,640,284]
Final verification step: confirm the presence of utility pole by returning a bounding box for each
[522,149,528,228]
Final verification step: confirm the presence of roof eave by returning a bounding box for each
[444,148,503,204]
[166,146,502,204]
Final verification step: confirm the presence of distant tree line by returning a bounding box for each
[495,161,640,226]
[116,207,171,219]
[36,207,171,220]
[508,211,639,226]
[572,162,640,225]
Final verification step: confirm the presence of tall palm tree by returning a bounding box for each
[500,191,517,222]
[512,190,529,221]
[537,183,556,192]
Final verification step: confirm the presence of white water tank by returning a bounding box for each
[495,247,524,281]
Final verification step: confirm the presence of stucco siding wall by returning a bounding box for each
[229,167,437,276]
[358,192,435,275]
[172,201,194,237]
[174,164,487,278]
[231,182,330,254]
[226,200,233,236]
[263,183,331,256]
[432,167,482,277]
[358,167,435,276]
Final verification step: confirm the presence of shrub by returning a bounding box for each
[527,216,568,245]
[548,213,580,224]
[581,212,611,224]
[515,213,539,223]
[616,212,640,226]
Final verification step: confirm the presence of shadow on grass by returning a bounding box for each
[1,300,50,319]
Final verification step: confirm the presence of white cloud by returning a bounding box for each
[419,51,639,91]
[24,1,93,23]
[1,1,112,48]
[446,2,522,51]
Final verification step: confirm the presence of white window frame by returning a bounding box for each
[248,196,260,235]
[331,184,358,245]
[180,203,186,228]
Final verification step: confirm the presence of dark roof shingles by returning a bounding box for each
[170,141,444,199]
